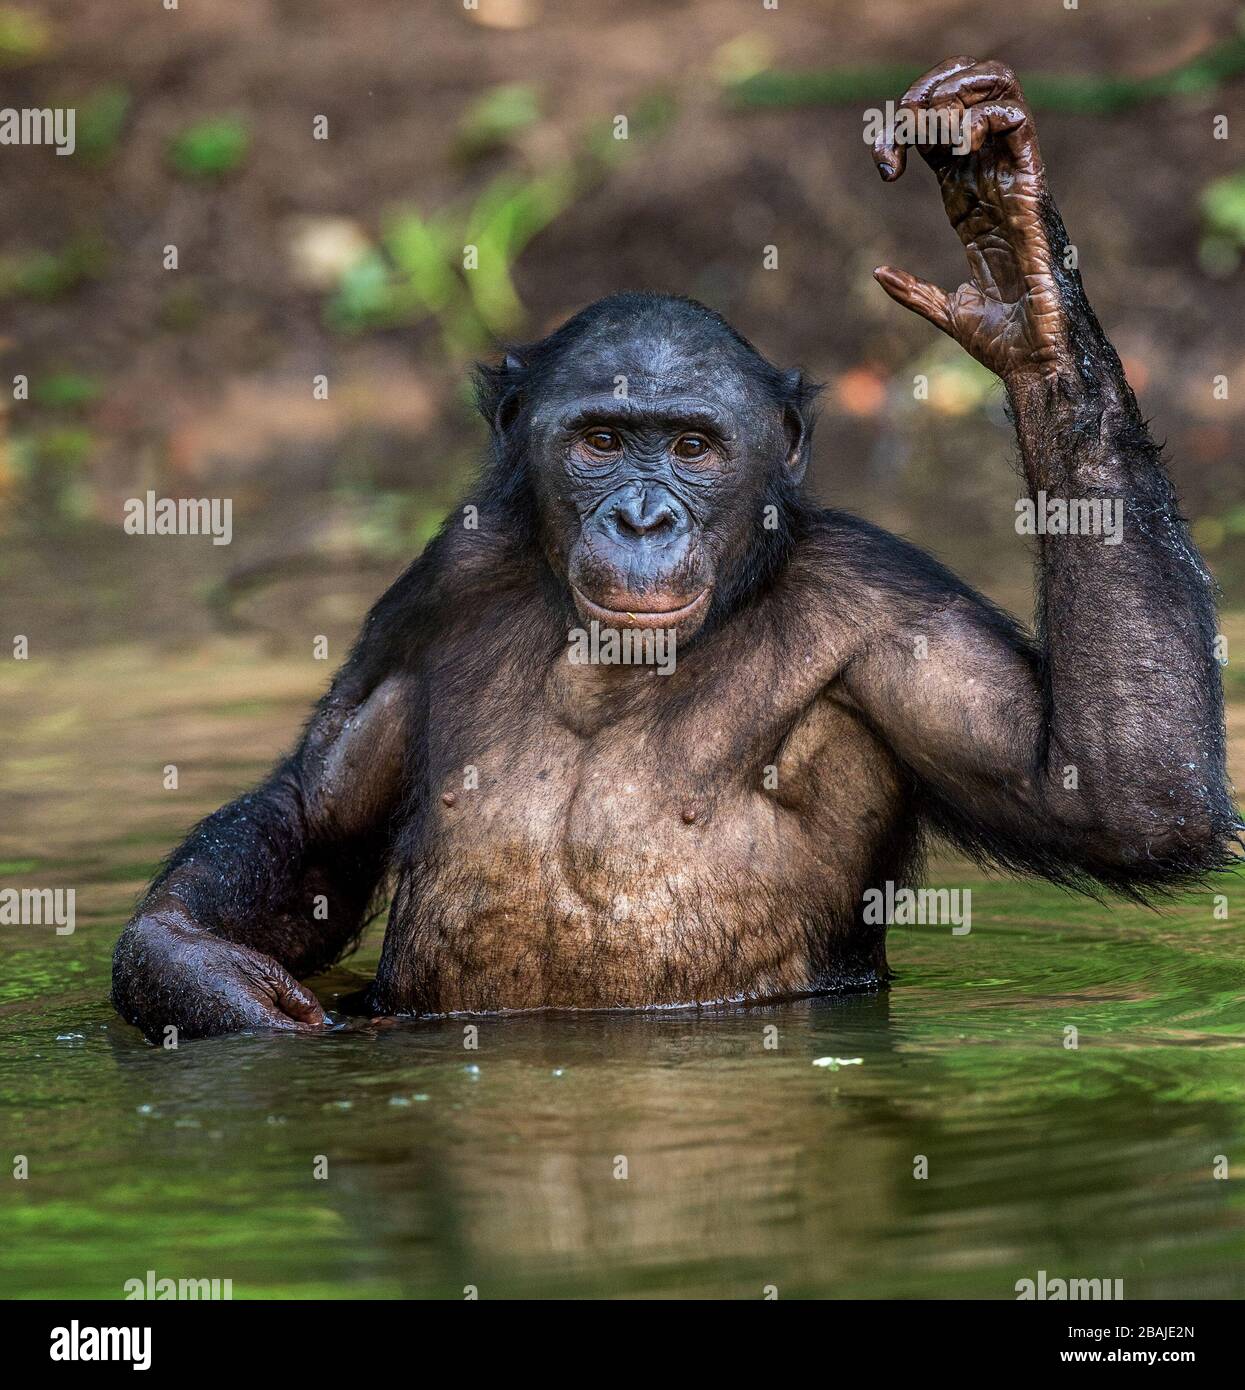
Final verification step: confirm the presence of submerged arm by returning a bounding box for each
[110,548,445,1040]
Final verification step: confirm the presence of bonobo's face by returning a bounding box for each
[523,313,802,642]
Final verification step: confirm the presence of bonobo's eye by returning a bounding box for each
[672,432,713,463]
[577,427,623,461]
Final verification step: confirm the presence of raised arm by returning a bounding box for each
[843,57,1238,891]
[111,558,431,1042]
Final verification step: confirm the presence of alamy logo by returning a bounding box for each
[49,1322,151,1370]
[123,491,233,545]
[1015,491,1124,545]
[861,99,970,155]
[0,106,75,155]
[1016,1270,1124,1300]
[0,886,75,935]
[124,1269,233,1300]
[861,881,971,934]
[568,619,676,675]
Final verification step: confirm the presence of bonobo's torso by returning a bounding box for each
[368,542,916,1015]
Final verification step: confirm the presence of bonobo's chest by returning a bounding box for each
[373,624,907,1014]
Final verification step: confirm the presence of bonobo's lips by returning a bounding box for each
[571,584,711,630]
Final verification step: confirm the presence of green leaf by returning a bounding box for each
[169,116,250,179]
[455,82,541,159]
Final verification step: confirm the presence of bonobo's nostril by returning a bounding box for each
[617,497,676,536]
[607,486,688,541]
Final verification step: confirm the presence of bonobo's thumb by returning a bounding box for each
[874,265,954,335]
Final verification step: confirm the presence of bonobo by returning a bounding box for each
[113,58,1238,1040]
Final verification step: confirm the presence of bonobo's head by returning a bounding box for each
[476,292,816,641]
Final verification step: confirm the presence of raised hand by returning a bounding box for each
[871,56,1070,388]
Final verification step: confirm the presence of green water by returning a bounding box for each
[2,648,1243,1299]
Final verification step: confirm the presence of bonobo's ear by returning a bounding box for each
[780,368,817,485]
[474,350,528,437]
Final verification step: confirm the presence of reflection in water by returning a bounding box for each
[1,646,1243,1298]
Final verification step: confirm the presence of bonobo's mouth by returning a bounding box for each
[570,584,711,630]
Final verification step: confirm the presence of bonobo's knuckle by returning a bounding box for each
[238,950,284,994]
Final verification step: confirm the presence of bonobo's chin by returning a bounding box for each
[570,583,712,640]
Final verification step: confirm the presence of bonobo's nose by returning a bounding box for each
[601,483,690,544]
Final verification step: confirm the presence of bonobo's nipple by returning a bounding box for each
[442,791,457,807]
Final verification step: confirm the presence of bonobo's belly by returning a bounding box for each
[371,699,908,1015]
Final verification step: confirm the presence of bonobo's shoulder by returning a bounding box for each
[330,519,532,693]
[795,508,979,598]
[793,508,1031,649]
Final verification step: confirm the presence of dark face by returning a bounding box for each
[521,316,804,642]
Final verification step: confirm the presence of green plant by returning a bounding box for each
[454,82,541,160]
[1200,169,1245,272]
[723,35,1245,115]
[325,93,674,355]
[0,236,108,302]
[9,427,95,522]
[0,5,52,66]
[169,115,250,179]
[33,372,101,411]
[72,84,131,165]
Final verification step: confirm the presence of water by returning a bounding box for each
[2,644,1243,1299]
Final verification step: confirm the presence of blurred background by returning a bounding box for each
[2,0,1244,653]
